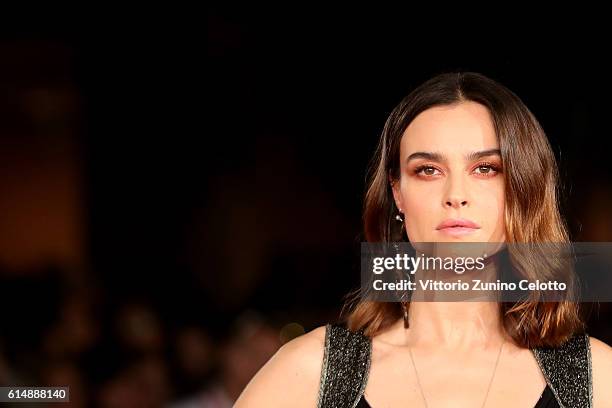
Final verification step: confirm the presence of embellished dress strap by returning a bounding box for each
[317,323,372,408]
[531,332,593,408]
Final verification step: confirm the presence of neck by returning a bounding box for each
[405,259,507,349]
[406,301,505,350]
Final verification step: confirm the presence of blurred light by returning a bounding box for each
[279,322,305,344]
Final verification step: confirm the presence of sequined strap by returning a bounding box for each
[532,333,593,408]
[317,323,372,408]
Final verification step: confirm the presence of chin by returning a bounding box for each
[432,231,484,242]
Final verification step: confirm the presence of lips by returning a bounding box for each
[436,218,480,230]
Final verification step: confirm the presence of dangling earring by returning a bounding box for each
[396,210,405,242]
[395,214,409,329]
[401,301,409,328]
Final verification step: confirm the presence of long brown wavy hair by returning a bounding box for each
[344,72,584,348]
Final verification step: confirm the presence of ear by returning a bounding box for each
[388,174,403,213]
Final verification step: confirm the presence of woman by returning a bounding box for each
[235,72,612,407]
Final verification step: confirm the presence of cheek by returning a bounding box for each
[483,198,503,224]
[401,184,437,238]
[478,184,506,233]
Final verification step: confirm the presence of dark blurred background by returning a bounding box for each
[0,9,610,407]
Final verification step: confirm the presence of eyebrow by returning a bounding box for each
[405,148,502,164]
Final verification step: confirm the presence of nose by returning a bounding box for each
[443,176,469,209]
[445,197,468,208]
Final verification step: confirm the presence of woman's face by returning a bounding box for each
[391,101,506,243]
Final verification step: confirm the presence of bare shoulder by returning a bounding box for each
[234,325,327,408]
[589,336,612,408]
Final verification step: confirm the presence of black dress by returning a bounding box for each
[356,383,558,407]
[317,324,593,408]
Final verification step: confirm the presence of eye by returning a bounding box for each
[414,165,441,177]
[473,163,500,176]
